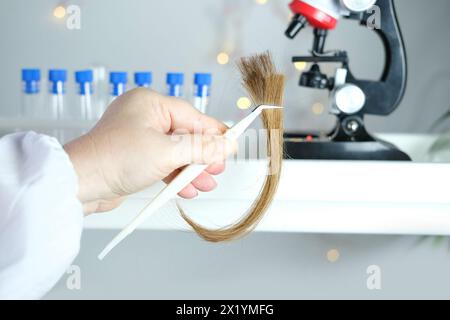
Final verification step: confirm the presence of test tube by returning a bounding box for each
[75,70,94,120]
[48,69,67,120]
[109,71,128,102]
[91,65,108,119]
[20,68,41,117]
[166,73,184,97]
[48,69,67,139]
[193,73,212,113]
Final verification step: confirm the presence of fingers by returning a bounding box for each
[178,172,217,199]
[170,134,237,168]
[191,171,217,192]
[178,183,198,199]
[159,95,228,134]
[156,93,237,168]
[206,162,225,175]
[175,172,218,199]
[163,164,222,199]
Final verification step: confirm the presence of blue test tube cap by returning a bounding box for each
[134,72,152,87]
[166,73,184,85]
[48,69,68,82]
[48,69,67,94]
[109,71,128,84]
[194,73,212,86]
[194,73,212,97]
[22,69,41,94]
[75,70,93,83]
[22,69,41,82]
[75,70,94,95]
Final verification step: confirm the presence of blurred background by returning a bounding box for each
[1,0,450,299]
[1,0,450,133]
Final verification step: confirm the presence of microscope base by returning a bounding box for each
[284,135,411,161]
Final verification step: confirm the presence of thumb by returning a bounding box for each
[170,134,237,168]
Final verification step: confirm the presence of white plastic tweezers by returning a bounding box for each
[98,105,282,260]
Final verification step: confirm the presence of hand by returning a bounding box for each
[64,88,236,215]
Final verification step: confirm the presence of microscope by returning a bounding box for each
[284,0,410,161]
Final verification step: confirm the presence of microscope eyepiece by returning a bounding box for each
[285,14,308,39]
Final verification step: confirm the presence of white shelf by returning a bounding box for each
[1,122,447,235]
[0,117,96,130]
[85,134,450,236]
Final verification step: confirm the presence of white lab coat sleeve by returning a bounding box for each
[0,132,83,299]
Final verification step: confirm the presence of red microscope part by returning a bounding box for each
[289,0,338,30]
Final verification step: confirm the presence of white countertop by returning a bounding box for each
[2,119,447,236]
[84,134,450,236]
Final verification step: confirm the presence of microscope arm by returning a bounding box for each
[345,0,407,116]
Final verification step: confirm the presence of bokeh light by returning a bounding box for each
[217,52,230,65]
[312,102,325,115]
[236,97,252,109]
[53,6,66,19]
[294,61,307,71]
[327,249,340,263]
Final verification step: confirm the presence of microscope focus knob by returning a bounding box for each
[341,0,377,12]
[333,84,366,115]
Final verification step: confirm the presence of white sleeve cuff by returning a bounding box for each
[0,132,83,299]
